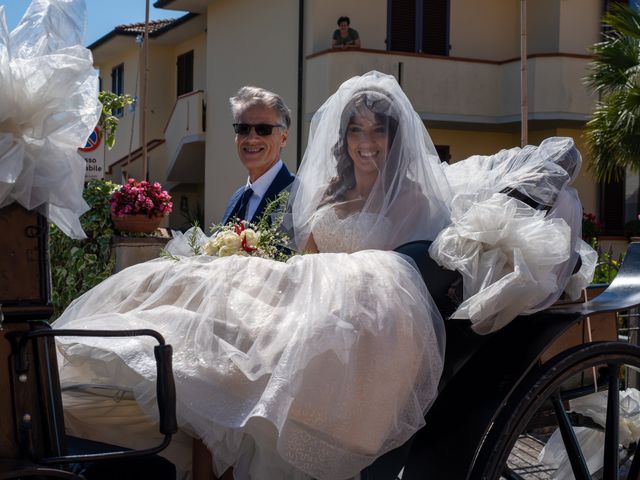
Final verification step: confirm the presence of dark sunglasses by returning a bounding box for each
[232,123,284,136]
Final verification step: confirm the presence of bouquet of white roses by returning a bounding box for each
[204,222,264,257]
[163,192,292,262]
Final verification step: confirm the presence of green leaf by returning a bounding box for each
[97,91,133,150]
[49,179,119,319]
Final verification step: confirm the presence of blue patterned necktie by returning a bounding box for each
[236,187,254,221]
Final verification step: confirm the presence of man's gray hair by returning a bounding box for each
[229,86,292,129]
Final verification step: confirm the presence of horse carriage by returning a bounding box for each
[1,203,640,480]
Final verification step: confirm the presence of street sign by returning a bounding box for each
[78,127,105,180]
[80,127,100,152]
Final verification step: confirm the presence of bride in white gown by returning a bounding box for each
[0,0,594,475]
[54,72,451,480]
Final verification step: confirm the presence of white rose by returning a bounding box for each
[203,240,219,256]
[241,229,260,249]
[219,231,242,250]
[218,245,237,257]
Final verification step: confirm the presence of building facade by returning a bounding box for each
[92,0,636,235]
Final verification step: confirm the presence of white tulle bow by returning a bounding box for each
[0,0,101,238]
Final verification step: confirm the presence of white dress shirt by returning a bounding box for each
[245,159,283,221]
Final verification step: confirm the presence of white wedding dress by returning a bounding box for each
[53,70,596,480]
[55,205,446,480]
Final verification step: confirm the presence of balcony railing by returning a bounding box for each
[305,49,595,124]
[164,90,205,183]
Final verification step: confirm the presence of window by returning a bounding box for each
[111,64,124,116]
[600,178,626,235]
[387,0,449,55]
[177,50,194,97]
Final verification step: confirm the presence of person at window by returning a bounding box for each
[332,16,361,49]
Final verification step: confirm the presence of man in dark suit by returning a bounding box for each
[222,86,295,225]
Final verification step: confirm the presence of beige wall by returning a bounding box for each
[452,0,601,59]
[558,0,601,55]
[97,32,207,184]
[528,0,560,54]
[305,51,594,123]
[98,46,141,170]
[427,127,519,162]
[108,143,168,185]
[98,44,174,185]
[303,0,601,61]
[428,125,596,213]
[98,43,175,176]
[148,46,176,143]
[205,0,300,225]
[174,33,208,93]
[450,0,519,60]
[527,56,596,117]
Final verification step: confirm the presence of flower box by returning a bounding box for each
[111,213,163,234]
[109,178,172,234]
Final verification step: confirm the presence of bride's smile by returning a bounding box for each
[346,108,390,176]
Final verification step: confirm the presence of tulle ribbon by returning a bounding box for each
[0,0,101,238]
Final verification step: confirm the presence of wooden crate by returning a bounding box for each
[0,204,52,320]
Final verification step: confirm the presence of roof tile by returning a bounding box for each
[114,18,179,35]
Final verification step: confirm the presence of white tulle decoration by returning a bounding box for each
[0,0,101,239]
[431,137,597,334]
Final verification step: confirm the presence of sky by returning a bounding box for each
[2,0,188,46]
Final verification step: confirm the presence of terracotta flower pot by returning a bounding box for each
[111,213,163,234]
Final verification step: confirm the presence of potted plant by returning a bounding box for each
[109,178,173,233]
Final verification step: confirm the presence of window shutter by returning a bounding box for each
[389,0,417,52]
[177,50,194,97]
[111,64,124,116]
[421,0,448,55]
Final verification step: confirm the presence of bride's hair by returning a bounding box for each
[323,89,399,203]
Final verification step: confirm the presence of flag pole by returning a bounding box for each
[520,0,528,147]
[142,0,150,180]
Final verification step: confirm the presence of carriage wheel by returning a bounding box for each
[473,341,640,480]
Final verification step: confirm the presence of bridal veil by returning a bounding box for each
[287,71,452,251]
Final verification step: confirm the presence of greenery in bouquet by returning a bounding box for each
[109,178,173,218]
[205,192,293,262]
[163,192,293,262]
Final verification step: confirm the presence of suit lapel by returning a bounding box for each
[222,187,245,224]
[250,164,294,223]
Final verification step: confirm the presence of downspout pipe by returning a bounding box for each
[296,0,304,167]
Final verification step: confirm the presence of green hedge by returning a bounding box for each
[50,180,118,319]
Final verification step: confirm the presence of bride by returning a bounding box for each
[54,72,451,480]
